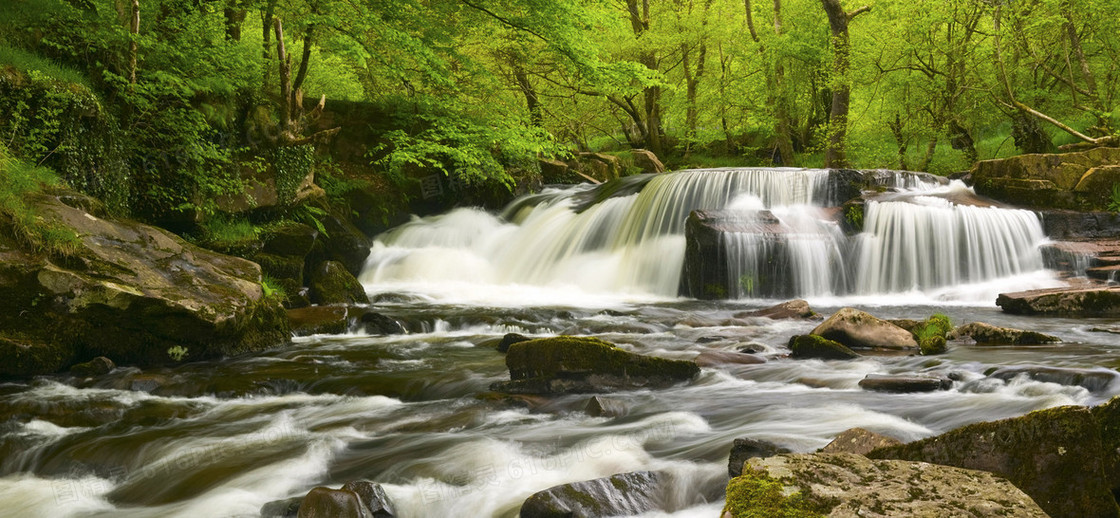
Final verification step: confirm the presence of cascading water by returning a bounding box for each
[362,167,1052,301]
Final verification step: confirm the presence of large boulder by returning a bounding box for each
[724,453,1048,518]
[728,438,790,478]
[0,190,289,376]
[682,210,810,299]
[820,427,903,455]
[869,405,1118,518]
[630,149,665,174]
[491,336,699,394]
[949,322,1060,345]
[309,260,370,305]
[297,487,365,518]
[519,471,662,518]
[997,286,1120,317]
[810,308,918,351]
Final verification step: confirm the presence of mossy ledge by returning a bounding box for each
[723,466,828,518]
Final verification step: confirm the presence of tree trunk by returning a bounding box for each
[820,0,868,169]
[625,0,663,156]
[888,113,908,170]
[917,137,937,172]
[275,18,291,134]
[224,3,246,41]
[128,0,139,85]
[513,65,542,127]
[745,0,796,165]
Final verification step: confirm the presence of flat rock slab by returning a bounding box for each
[730,453,1048,518]
[858,374,951,393]
[997,286,1120,317]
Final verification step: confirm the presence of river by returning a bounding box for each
[1,168,1117,517]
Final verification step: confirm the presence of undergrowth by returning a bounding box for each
[0,143,80,255]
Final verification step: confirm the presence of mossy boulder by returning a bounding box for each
[519,471,662,518]
[997,286,1120,317]
[788,334,860,360]
[725,453,1047,518]
[810,308,918,351]
[869,405,1118,518]
[491,336,699,394]
[309,260,369,305]
[728,438,791,478]
[949,322,1060,345]
[0,190,289,376]
[971,147,1120,210]
[820,428,902,455]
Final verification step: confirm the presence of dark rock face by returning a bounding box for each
[950,322,1061,345]
[69,356,115,377]
[286,306,402,337]
[997,286,1120,317]
[491,336,699,395]
[261,497,302,518]
[731,453,1048,518]
[869,405,1118,518]
[630,149,665,174]
[820,428,903,455]
[788,334,860,360]
[292,482,396,518]
[858,374,952,393]
[810,308,918,351]
[1039,210,1120,239]
[519,471,661,518]
[497,332,531,353]
[1092,397,1120,497]
[728,438,791,478]
[0,190,289,376]
[584,396,628,418]
[309,260,369,305]
[734,299,816,320]
[341,480,395,517]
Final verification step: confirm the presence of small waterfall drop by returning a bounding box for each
[361,168,1053,301]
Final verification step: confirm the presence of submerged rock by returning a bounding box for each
[291,481,395,518]
[69,356,115,377]
[584,396,628,418]
[694,349,766,367]
[811,308,918,351]
[788,334,860,360]
[341,480,395,517]
[725,453,1047,518]
[728,438,791,478]
[519,471,662,518]
[858,374,951,393]
[869,405,1116,518]
[949,321,1060,345]
[491,336,699,395]
[261,497,302,518]
[286,306,401,336]
[0,190,289,376]
[820,427,903,455]
[997,286,1120,317]
[297,487,365,518]
[987,365,1119,392]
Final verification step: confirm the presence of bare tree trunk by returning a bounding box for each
[820,0,869,168]
[888,113,908,170]
[626,0,663,156]
[128,0,139,85]
[275,18,291,134]
[261,0,279,90]
[917,137,937,172]
[513,65,542,127]
[746,0,795,165]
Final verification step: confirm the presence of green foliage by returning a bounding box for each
[261,275,288,303]
[724,467,827,518]
[1108,183,1120,213]
[0,146,80,255]
[166,345,189,362]
[0,44,91,90]
[274,145,315,204]
[844,205,863,229]
[913,314,952,355]
[198,214,259,249]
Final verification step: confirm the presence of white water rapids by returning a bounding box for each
[1,167,1115,518]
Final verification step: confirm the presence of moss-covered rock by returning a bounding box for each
[869,405,1118,518]
[1091,396,1120,498]
[788,334,860,360]
[997,286,1120,317]
[810,308,918,351]
[972,148,1120,211]
[728,438,791,478]
[308,260,369,305]
[727,453,1047,518]
[519,471,662,518]
[949,321,1061,345]
[491,336,699,394]
[0,190,290,376]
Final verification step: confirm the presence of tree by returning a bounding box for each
[820,0,869,168]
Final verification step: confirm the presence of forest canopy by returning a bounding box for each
[1,0,1118,218]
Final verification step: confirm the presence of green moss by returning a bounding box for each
[723,467,828,518]
[912,314,952,355]
[789,334,859,360]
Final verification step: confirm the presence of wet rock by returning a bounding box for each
[988,365,1119,392]
[70,356,115,377]
[788,334,860,360]
[728,438,790,478]
[736,343,769,354]
[810,307,918,351]
[519,471,661,518]
[584,396,628,418]
[497,333,531,353]
[129,374,167,393]
[286,306,402,336]
[997,286,1120,317]
[262,221,319,257]
[727,453,1047,518]
[298,487,365,518]
[538,158,572,183]
[820,427,903,455]
[694,349,766,367]
[1091,396,1120,497]
[341,480,395,517]
[1039,210,1120,240]
[630,149,665,174]
[491,336,700,395]
[313,206,373,277]
[858,374,952,393]
[869,405,1116,518]
[309,260,370,305]
[0,190,289,375]
[357,311,404,335]
[261,496,302,518]
[949,321,1061,345]
[734,299,816,320]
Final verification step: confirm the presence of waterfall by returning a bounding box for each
[361,168,1051,300]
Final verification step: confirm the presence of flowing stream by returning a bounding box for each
[2,167,1118,517]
